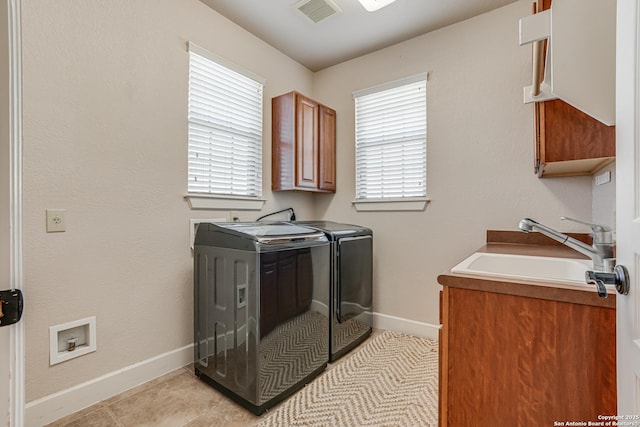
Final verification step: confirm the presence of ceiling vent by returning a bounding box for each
[295,0,342,24]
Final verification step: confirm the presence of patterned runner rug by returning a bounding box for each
[257,331,438,427]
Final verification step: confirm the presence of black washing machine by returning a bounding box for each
[296,221,373,361]
[193,222,330,414]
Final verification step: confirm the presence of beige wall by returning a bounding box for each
[592,162,616,230]
[312,0,593,325]
[21,0,315,401]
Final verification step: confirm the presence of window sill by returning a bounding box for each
[185,194,266,210]
[352,197,430,212]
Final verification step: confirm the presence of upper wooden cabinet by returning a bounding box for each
[532,0,615,177]
[535,99,615,177]
[318,105,336,192]
[272,91,336,192]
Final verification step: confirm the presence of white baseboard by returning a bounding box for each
[25,344,193,427]
[25,313,438,426]
[373,312,440,340]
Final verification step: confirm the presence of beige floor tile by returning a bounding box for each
[107,369,223,427]
[45,407,120,427]
[101,368,186,406]
[47,332,381,427]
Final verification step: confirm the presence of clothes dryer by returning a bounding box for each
[295,221,373,361]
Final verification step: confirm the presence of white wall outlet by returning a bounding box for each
[46,209,66,232]
[595,171,611,186]
[190,218,226,250]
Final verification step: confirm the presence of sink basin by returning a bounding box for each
[450,252,597,288]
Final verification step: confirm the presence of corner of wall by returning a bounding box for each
[592,161,616,230]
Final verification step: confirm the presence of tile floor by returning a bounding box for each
[46,366,260,427]
[46,331,383,427]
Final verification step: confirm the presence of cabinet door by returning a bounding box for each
[539,100,615,163]
[318,105,336,192]
[442,287,616,426]
[295,95,319,189]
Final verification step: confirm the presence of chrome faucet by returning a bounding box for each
[518,217,614,272]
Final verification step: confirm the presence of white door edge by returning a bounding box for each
[7,0,24,425]
[616,0,640,416]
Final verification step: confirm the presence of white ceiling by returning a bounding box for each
[199,0,518,71]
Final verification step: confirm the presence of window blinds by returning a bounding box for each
[188,44,264,197]
[354,76,427,200]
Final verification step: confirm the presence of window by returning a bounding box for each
[353,75,427,209]
[187,42,265,203]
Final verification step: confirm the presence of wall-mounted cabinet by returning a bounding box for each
[530,0,615,177]
[534,99,615,177]
[272,91,336,193]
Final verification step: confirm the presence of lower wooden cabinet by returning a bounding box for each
[439,286,616,427]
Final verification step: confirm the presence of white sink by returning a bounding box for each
[450,252,600,289]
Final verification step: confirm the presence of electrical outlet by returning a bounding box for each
[46,209,66,233]
[595,171,611,186]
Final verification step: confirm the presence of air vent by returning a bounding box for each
[295,0,342,24]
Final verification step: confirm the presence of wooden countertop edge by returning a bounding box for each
[437,273,615,308]
[438,230,615,309]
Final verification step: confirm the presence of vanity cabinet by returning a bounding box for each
[272,91,336,192]
[532,0,615,177]
[438,284,616,427]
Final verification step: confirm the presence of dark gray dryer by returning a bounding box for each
[193,222,330,414]
[296,221,373,361]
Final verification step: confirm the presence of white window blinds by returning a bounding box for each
[188,43,265,197]
[353,75,427,200]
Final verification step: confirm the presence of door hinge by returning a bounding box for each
[0,289,23,326]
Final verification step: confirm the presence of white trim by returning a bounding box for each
[187,41,266,86]
[25,344,194,427]
[185,194,266,211]
[518,9,550,45]
[8,0,24,425]
[352,73,428,99]
[352,197,430,212]
[373,312,440,340]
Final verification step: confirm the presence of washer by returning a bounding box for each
[193,222,330,414]
[296,221,373,361]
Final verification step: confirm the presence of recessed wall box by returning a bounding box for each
[49,316,97,365]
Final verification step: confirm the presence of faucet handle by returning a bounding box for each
[560,217,613,244]
[585,264,630,297]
